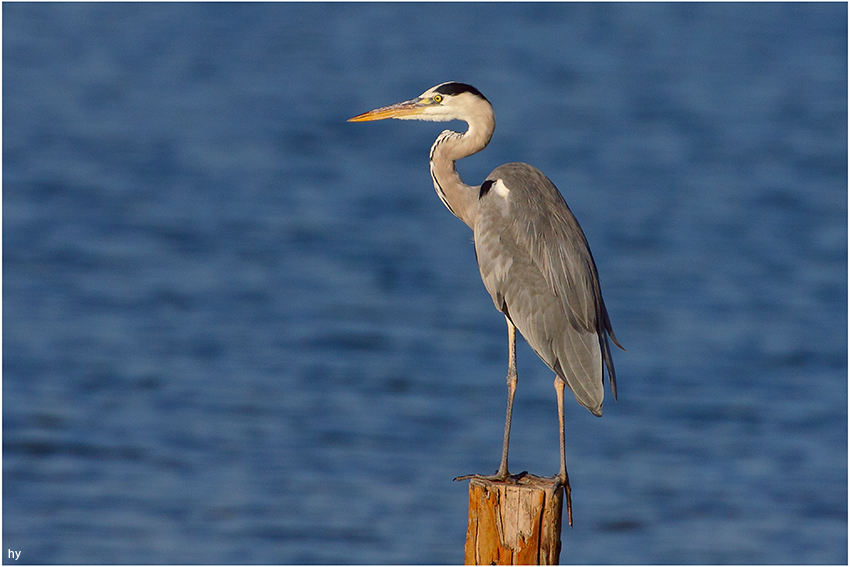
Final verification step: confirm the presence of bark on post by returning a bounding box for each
[464,474,564,565]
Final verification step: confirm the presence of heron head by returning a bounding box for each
[349,82,492,124]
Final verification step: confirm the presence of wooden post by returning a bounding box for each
[464,474,564,565]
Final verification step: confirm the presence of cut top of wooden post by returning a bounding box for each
[464,475,564,565]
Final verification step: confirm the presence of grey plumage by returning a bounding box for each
[476,162,621,416]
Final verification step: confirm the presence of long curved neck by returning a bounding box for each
[429,112,494,228]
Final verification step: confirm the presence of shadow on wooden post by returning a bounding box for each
[464,474,564,565]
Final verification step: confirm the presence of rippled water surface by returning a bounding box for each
[4,3,847,564]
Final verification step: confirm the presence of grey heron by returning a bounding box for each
[349,82,624,525]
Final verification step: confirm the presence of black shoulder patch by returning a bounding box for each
[479,179,494,199]
[435,82,488,102]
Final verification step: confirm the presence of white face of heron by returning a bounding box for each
[403,84,490,122]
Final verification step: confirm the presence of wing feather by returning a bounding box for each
[473,162,617,414]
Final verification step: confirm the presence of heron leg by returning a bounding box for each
[454,316,517,483]
[554,376,573,527]
[494,316,518,479]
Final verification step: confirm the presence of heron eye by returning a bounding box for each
[433,94,443,104]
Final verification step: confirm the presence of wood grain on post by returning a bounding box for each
[464,474,564,565]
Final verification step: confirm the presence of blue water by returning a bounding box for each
[3,3,846,564]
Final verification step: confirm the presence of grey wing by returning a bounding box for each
[474,164,619,415]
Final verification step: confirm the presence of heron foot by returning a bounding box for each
[453,470,529,483]
[554,473,573,527]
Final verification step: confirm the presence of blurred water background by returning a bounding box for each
[3,3,847,564]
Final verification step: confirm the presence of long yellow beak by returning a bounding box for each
[348,98,426,122]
